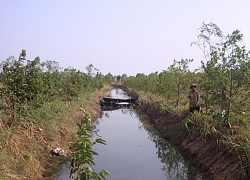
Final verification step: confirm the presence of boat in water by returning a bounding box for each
[99,97,139,108]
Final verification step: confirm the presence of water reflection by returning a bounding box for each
[137,111,203,180]
[106,88,129,99]
[56,88,204,180]
[93,108,203,180]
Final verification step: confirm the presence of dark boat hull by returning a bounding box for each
[99,97,139,108]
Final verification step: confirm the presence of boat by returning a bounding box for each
[99,97,139,108]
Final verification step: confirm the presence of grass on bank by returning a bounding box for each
[0,86,109,180]
[129,87,250,178]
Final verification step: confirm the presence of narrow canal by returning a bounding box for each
[56,88,204,180]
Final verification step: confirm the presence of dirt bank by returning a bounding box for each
[115,84,244,180]
[47,88,108,179]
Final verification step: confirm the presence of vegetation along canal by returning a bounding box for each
[56,88,204,180]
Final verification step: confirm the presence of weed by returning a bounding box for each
[69,109,110,180]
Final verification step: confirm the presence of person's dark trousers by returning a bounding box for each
[189,106,200,113]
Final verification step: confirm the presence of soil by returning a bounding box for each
[44,89,108,180]
[114,84,245,180]
[47,85,247,180]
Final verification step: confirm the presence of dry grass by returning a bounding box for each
[0,85,111,179]
[123,85,250,179]
[0,122,44,180]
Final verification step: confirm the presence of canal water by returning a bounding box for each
[56,88,203,180]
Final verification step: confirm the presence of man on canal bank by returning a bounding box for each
[187,84,201,113]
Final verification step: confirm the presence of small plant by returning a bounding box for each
[69,109,110,180]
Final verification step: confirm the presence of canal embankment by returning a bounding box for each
[57,88,206,179]
[0,86,110,180]
[116,84,245,180]
[31,83,242,180]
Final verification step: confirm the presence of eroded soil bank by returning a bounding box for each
[37,88,108,180]
[115,84,244,180]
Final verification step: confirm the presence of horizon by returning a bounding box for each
[1,1,250,76]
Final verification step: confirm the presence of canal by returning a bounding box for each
[56,88,203,180]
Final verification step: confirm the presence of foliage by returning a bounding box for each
[104,72,113,83]
[157,59,194,106]
[192,22,250,122]
[0,50,111,178]
[123,72,158,93]
[1,50,44,125]
[0,50,110,126]
[124,22,250,124]
[69,109,110,180]
[123,22,250,178]
[123,59,194,107]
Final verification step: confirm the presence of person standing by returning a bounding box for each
[187,84,200,113]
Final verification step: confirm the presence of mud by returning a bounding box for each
[114,84,245,180]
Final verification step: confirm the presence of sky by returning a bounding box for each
[1,1,250,76]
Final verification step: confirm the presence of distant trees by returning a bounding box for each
[104,72,113,82]
[123,59,195,106]
[123,23,250,178]
[124,22,250,124]
[157,59,194,106]
[111,73,128,82]
[0,50,111,126]
[123,72,158,93]
[121,74,127,81]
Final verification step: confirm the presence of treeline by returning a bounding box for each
[123,58,195,107]
[124,22,250,123]
[123,23,250,178]
[0,50,115,127]
[0,49,117,179]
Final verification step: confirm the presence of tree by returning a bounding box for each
[157,59,193,106]
[168,59,193,106]
[86,63,99,77]
[104,72,113,83]
[192,22,250,123]
[121,74,127,81]
[2,50,43,125]
[40,60,61,73]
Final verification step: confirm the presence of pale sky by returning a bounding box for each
[1,1,249,76]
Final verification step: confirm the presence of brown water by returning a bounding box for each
[55,88,203,180]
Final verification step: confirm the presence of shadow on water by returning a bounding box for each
[136,110,203,180]
[55,88,205,180]
[93,109,203,180]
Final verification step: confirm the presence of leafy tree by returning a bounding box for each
[1,50,43,125]
[0,50,111,126]
[158,59,193,106]
[136,73,145,78]
[86,63,99,77]
[69,109,110,180]
[40,60,61,73]
[104,72,113,83]
[121,74,127,81]
[192,22,250,122]
[62,68,86,100]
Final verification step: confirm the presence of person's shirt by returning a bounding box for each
[188,90,200,107]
